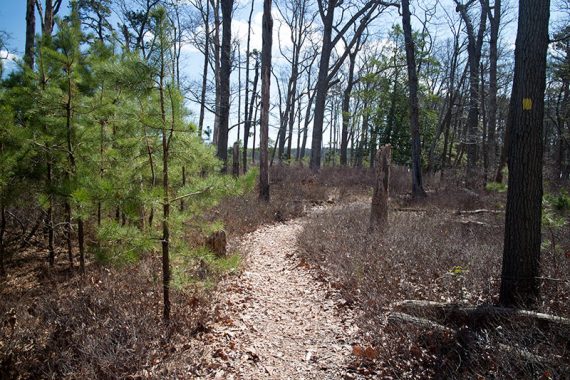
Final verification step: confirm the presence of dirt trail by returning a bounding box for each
[197,208,362,379]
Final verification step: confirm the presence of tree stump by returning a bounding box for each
[206,230,227,257]
[369,144,391,231]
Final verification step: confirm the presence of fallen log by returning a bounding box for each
[387,311,454,332]
[394,300,570,328]
[455,209,503,215]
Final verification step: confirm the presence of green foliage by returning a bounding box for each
[95,221,154,265]
[545,191,570,212]
[542,192,569,230]
[0,2,253,292]
[170,247,241,291]
[353,24,441,167]
[449,265,468,276]
[485,182,508,193]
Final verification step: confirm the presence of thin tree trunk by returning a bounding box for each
[0,204,6,277]
[198,0,210,136]
[259,0,273,201]
[216,0,233,172]
[243,1,255,171]
[341,51,357,166]
[402,0,426,197]
[244,56,259,171]
[211,0,221,145]
[487,0,501,174]
[455,0,487,188]
[159,41,171,322]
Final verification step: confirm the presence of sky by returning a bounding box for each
[1,1,566,150]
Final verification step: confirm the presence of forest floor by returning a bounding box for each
[1,167,568,378]
[196,203,368,379]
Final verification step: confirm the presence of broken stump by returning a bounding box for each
[206,230,227,257]
[369,144,391,231]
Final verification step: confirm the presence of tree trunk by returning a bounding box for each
[242,0,255,171]
[25,0,35,68]
[0,204,6,277]
[500,0,550,308]
[455,0,487,189]
[300,81,315,160]
[340,51,357,166]
[159,43,171,323]
[487,0,501,175]
[402,0,426,198]
[43,0,61,37]
[309,7,334,171]
[216,0,233,172]
[212,0,221,145]
[244,56,259,172]
[259,0,273,202]
[198,0,210,137]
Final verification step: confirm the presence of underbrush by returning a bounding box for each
[0,165,375,378]
[0,255,212,379]
[298,184,570,378]
[218,165,375,236]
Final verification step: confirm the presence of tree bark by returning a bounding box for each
[0,204,6,277]
[369,144,391,231]
[259,0,273,202]
[243,0,255,171]
[500,0,550,308]
[211,0,221,145]
[215,0,233,172]
[25,0,36,68]
[487,0,501,176]
[402,0,426,198]
[340,50,358,166]
[198,0,210,137]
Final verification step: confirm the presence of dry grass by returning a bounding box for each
[0,254,212,379]
[218,165,375,236]
[298,172,570,378]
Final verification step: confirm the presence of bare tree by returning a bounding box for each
[485,0,501,180]
[340,31,366,166]
[259,0,273,201]
[309,0,398,171]
[275,0,316,162]
[401,0,426,197]
[242,0,256,171]
[454,0,487,188]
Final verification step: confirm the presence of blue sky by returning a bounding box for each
[0,1,71,56]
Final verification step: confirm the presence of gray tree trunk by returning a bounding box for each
[259,0,273,201]
[500,0,550,308]
[402,0,426,198]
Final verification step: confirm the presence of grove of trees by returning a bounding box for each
[1,0,567,318]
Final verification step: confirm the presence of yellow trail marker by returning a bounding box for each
[523,98,533,110]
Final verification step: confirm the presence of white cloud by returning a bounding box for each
[0,50,19,62]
